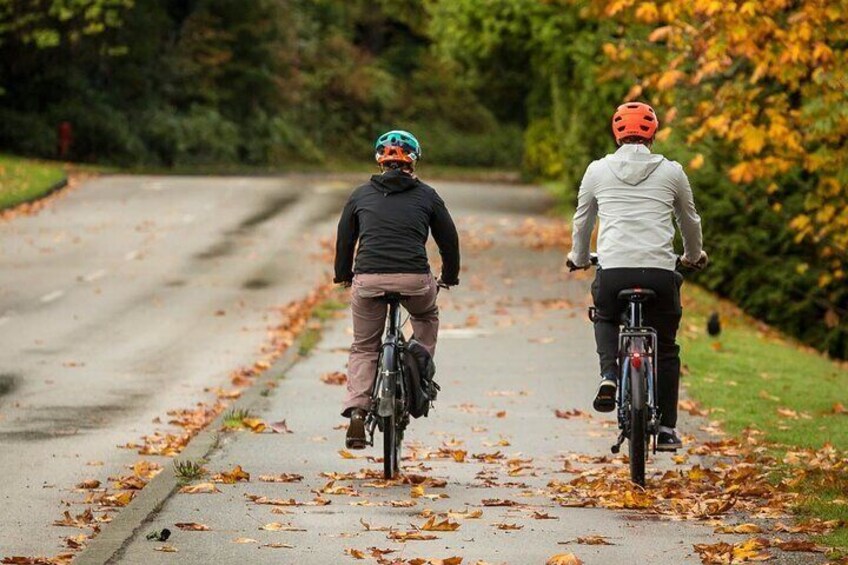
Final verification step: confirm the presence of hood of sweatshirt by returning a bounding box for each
[605,144,666,186]
[370,169,421,194]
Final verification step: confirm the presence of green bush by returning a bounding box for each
[661,141,848,359]
[0,110,55,157]
[409,120,522,169]
[143,106,239,167]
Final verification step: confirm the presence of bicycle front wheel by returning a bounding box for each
[629,363,647,487]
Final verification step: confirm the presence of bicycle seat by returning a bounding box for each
[617,288,656,302]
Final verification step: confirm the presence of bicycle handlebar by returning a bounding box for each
[568,252,708,273]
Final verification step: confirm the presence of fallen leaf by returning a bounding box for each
[75,480,101,490]
[546,554,583,565]
[495,523,523,531]
[574,536,613,545]
[773,539,826,552]
[242,418,266,432]
[212,465,250,484]
[344,548,367,559]
[268,419,293,434]
[260,522,306,532]
[153,545,178,553]
[387,530,439,541]
[233,537,258,544]
[339,450,358,459]
[179,482,220,494]
[447,509,483,519]
[421,516,461,532]
[714,523,763,534]
[481,499,519,507]
[261,543,294,549]
[258,473,303,483]
[321,372,347,385]
[174,523,210,531]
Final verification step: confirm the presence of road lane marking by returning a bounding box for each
[82,269,107,282]
[40,290,65,303]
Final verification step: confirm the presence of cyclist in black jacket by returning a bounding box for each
[334,130,460,449]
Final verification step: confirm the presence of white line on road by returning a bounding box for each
[82,269,107,282]
[40,290,65,303]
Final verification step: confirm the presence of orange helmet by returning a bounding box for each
[611,102,659,143]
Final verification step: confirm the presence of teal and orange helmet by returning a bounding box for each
[375,130,421,167]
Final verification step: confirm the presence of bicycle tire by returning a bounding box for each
[382,413,397,479]
[629,362,647,487]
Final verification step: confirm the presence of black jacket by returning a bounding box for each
[334,170,460,285]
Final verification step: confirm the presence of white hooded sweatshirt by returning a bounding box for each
[567,144,703,271]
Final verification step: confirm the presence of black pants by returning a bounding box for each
[591,268,683,428]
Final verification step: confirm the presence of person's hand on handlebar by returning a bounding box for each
[436,278,456,291]
[566,252,598,272]
[680,250,709,271]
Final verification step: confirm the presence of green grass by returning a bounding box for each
[680,284,848,547]
[222,407,252,429]
[0,154,67,209]
[312,297,347,321]
[298,326,322,356]
[172,459,206,485]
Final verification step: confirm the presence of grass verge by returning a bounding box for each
[680,284,848,548]
[0,154,67,210]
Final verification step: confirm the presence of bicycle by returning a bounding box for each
[570,253,704,487]
[363,292,410,479]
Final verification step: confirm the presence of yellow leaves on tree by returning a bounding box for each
[592,0,848,290]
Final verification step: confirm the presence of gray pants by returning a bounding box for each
[342,273,439,417]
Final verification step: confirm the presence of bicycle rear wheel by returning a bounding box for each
[629,363,647,487]
[382,413,398,479]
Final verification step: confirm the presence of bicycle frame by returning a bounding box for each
[616,299,660,451]
[365,298,407,446]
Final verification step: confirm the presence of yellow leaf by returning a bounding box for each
[689,154,705,170]
[635,2,659,23]
[546,554,584,565]
[179,482,220,494]
[242,418,266,433]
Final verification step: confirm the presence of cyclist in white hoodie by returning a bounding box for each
[567,102,707,451]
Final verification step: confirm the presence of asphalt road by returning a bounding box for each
[0,174,351,557]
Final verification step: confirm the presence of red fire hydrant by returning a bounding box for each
[57,121,73,159]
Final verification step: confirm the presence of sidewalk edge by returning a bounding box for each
[74,342,308,565]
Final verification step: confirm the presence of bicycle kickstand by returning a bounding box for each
[610,431,626,454]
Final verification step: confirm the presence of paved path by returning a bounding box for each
[110,182,753,564]
[3,177,816,564]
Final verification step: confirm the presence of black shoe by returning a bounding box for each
[593,377,617,412]
[345,409,368,450]
[656,429,683,452]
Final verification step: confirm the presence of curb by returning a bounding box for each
[75,341,308,565]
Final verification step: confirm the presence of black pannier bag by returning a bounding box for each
[403,338,440,418]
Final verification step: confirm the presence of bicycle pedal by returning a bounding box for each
[611,444,621,454]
